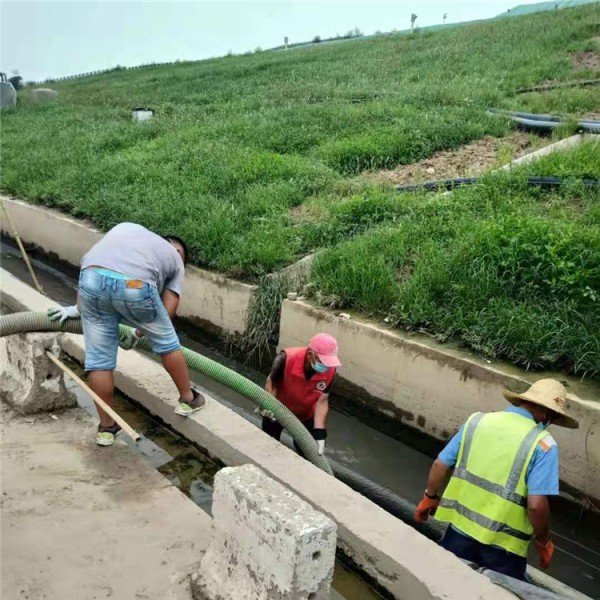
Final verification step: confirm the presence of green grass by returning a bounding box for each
[2,4,599,277]
[1,5,599,376]
[311,140,600,377]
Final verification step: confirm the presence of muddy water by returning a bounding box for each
[2,243,599,598]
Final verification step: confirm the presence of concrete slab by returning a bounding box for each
[500,134,592,170]
[0,402,211,600]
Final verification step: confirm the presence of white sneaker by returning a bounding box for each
[174,389,206,417]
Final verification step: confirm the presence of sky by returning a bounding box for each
[2,0,546,82]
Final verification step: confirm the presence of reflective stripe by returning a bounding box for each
[456,413,541,506]
[453,468,527,507]
[457,412,484,470]
[439,499,531,542]
[505,425,542,493]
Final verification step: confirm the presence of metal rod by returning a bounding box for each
[1,199,44,294]
[45,350,141,443]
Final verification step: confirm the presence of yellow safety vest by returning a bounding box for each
[435,411,548,557]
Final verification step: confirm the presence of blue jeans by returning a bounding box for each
[79,268,180,371]
[440,526,527,580]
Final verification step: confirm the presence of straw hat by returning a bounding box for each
[503,378,579,429]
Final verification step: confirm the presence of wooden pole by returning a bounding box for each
[1,199,44,294]
[45,351,141,443]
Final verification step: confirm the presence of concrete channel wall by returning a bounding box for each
[279,300,600,502]
[0,196,255,336]
[500,133,592,170]
[0,269,515,600]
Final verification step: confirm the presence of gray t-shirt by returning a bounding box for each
[81,223,185,295]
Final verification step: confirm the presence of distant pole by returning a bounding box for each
[284,36,289,50]
[411,13,417,32]
[443,13,447,24]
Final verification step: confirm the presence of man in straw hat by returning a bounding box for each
[414,378,578,579]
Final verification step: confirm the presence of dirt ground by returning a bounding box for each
[362,131,541,187]
[0,403,211,600]
[572,38,600,71]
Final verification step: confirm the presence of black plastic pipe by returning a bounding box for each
[488,108,560,122]
[487,108,600,133]
[515,79,600,94]
[331,461,446,542]
[395,176,600,193]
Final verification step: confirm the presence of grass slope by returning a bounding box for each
[1,5,599,376]
[3,4,599,276]
[311,140,600,377]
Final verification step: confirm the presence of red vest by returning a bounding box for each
[276,347,336,421]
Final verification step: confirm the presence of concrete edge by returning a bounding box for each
[0,196,257,336]
[0,268,516,600]
[501,133,594,170]
[282,300,599,405]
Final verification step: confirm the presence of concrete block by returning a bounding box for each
[193,464,337,600]
[0,333,77,414]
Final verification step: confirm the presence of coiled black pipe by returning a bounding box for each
[487,108,600,133]
[395,176,600,193]
[488,108,560,122]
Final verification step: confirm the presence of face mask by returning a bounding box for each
[312,361,329,374]
[538,415,552,430]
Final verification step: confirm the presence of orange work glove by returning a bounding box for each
[414,492,440,523]
[534,537,555,569]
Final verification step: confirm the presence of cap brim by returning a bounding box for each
[503,390,579,429]
[318,353,341,368]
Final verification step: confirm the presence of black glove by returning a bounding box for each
[312,428,327,440]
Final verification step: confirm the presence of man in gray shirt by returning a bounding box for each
[49,223,205,446]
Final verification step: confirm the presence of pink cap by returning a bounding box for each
[309,333,341,368]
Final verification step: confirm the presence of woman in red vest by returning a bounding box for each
[263,333,341,456]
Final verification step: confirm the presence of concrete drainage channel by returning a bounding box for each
[0,307,381,600]
[68,356,390,600]
[0,246,593,598]
[0,259,514,599]
[18,344,381,599]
